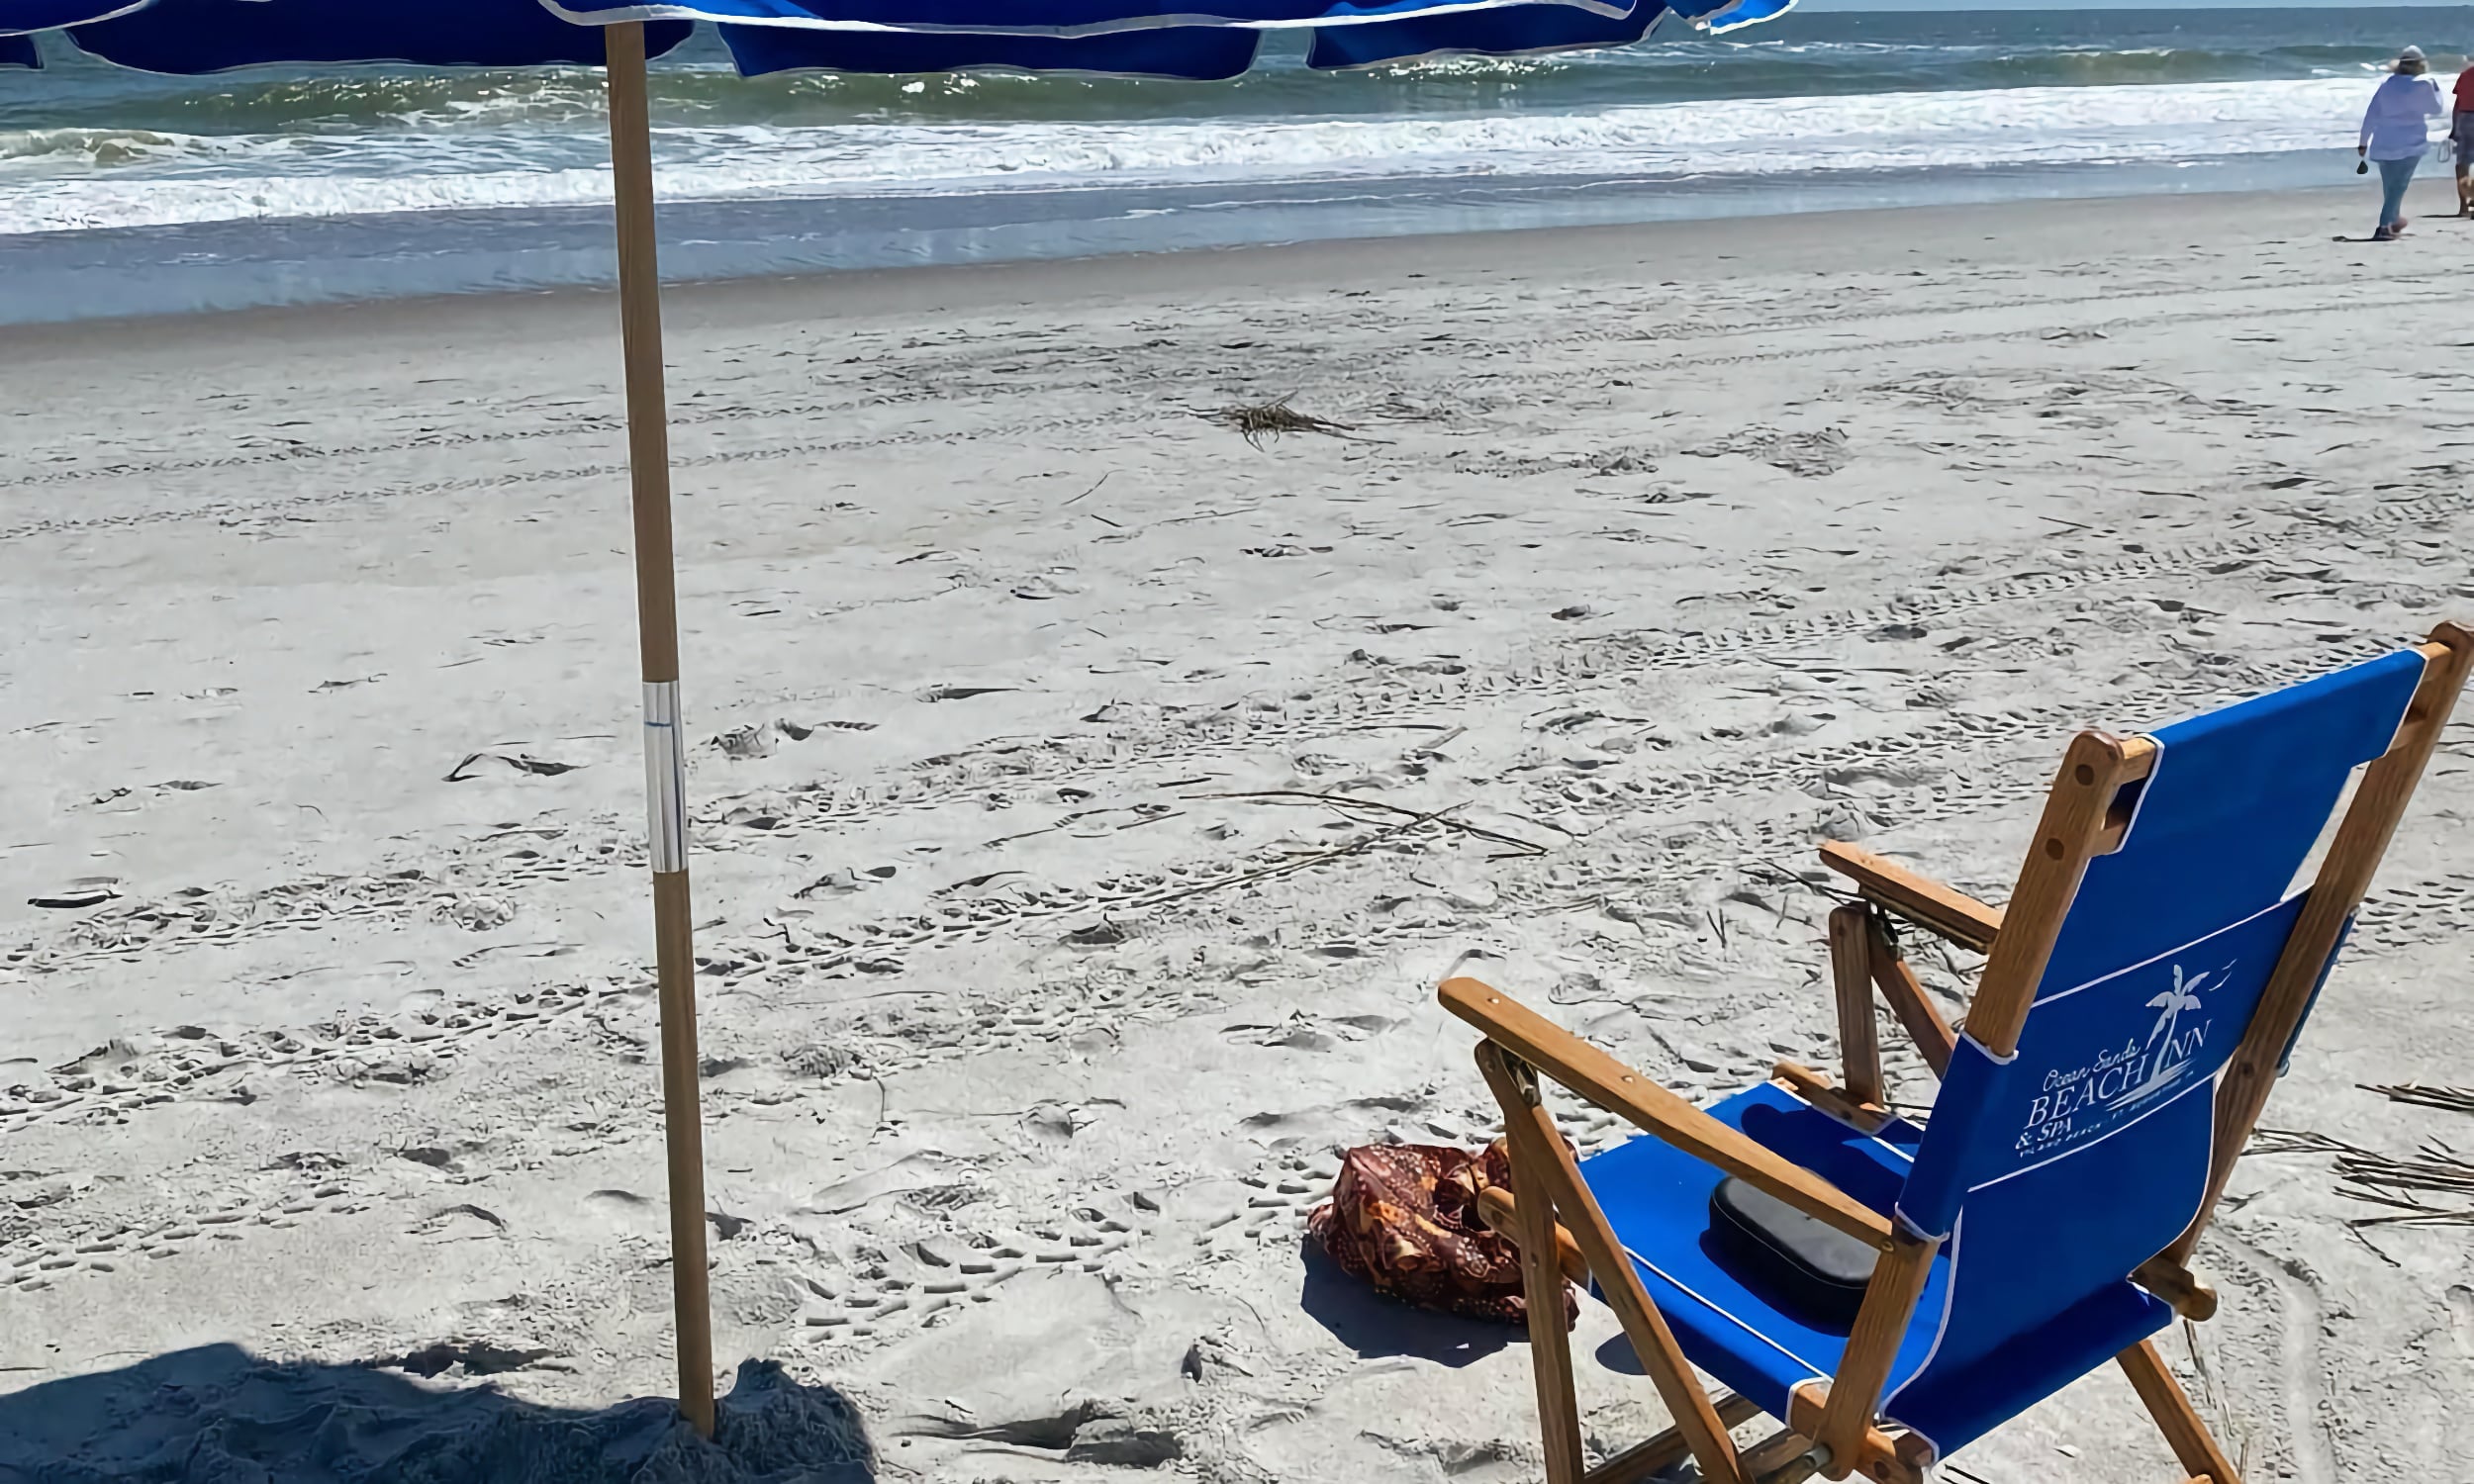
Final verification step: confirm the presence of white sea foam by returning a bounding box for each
[0,77,2378,236]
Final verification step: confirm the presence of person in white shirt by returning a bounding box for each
[2359,46,2447,240]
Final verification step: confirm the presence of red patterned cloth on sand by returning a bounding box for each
[1307,1139,1577,1329]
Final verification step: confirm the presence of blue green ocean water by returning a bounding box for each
[1,6,2465,321]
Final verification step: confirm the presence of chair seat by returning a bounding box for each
[1578,1080,2172,1456]
[1579,1083,1934,1419]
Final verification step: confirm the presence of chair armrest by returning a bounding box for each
[1441,976,1895,1251]
[2131,1255,2218,1321]
[1818,841,2004,954]
[1475,1185,1590,1285]
[1770,1059,1896,1135]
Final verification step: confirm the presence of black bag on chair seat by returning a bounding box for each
[1706,1176,1874,1328]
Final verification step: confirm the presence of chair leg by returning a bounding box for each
[1499,1068,1589,1484]
[1478,1044,1753,1484]
[1586,1393,1764,1484]
[1743,1426,1826,1483]
[2117,1340,2241,1484]
[1829,905,1884,1107]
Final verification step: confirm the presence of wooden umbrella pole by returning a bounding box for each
[604,20,716,1439]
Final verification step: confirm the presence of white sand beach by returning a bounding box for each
[3,182,2472,1480]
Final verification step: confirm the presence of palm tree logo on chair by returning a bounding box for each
[2108,960,2233,1112]
[2144,966,2207,1058]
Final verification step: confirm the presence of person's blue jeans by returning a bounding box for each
[2376,150,2424,232]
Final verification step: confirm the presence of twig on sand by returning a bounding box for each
[1193,788,1549,859]
[1139,804,1464,909]
[2181,1321,2258,1472]
[2245,1126,2354,1157]
[1766,858,1858,908]
[1210,396,1367,448]
[2337,1190,2474,1228]
[2347,1222,2404,1268]
[443,751,583,782]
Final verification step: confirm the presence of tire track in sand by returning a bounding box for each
[9,480,2463,983]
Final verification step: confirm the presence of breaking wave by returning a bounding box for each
[0,77,2376,235]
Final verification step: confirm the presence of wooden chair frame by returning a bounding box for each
[1443,623,2472,1484]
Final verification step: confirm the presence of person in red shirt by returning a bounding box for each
[2456,60,2474,217]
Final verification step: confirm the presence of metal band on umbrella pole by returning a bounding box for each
[604,19,716,1439]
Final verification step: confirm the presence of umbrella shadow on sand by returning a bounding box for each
[0,1345,875,1484]
[1297,1242,1515,1367]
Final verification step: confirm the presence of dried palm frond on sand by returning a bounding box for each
[2336,1142,2474,1227]
[1210,395,1363,447]
[2249,1123,2474,1227]
[2361,1082,2474,1117]
[2338,1084,2474,1225]
[2248,1127,2352,1157]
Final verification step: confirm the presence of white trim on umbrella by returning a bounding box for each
[0,0,155,36]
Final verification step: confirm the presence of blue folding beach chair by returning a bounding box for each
[1443,623,2471,1484]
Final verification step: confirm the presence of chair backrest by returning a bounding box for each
[1882,646,2429,1397]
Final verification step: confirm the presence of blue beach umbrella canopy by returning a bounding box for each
[0,0,1790,1438]
[2,0,1787,71]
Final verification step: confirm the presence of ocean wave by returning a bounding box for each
[1956,45,2405,88]
[6,68,618,136]
[5,30,2443,138]
[0,126,198,164]
[0,77,2383,237]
